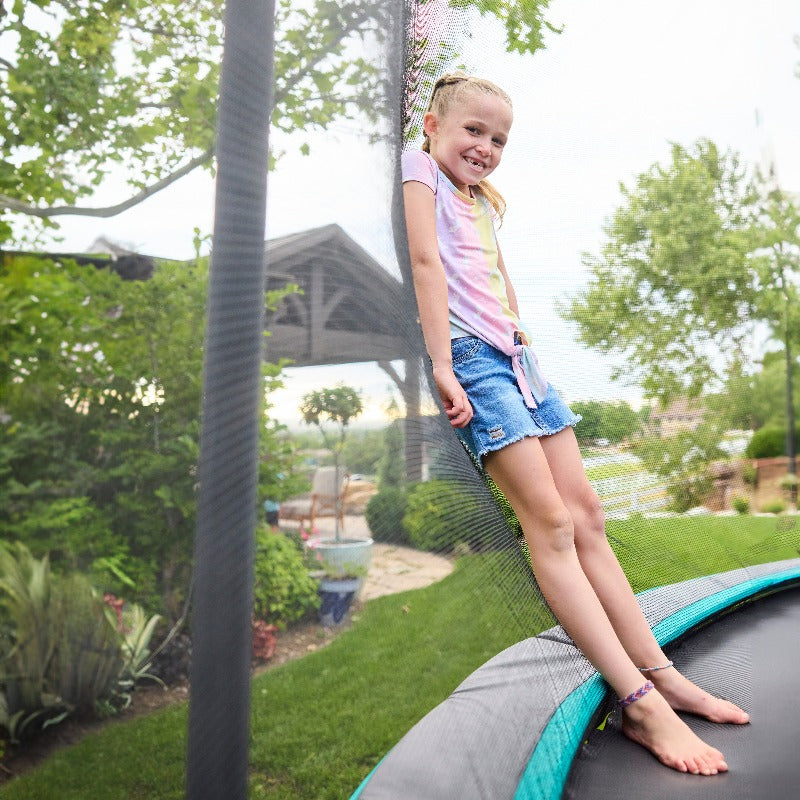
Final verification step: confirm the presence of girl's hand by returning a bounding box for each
[432,364,473,428]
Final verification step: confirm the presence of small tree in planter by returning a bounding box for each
[299,386,372,625]
[299,385,363,542]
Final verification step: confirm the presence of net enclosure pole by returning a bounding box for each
[186,1,275,798]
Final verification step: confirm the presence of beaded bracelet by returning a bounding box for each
[638,660,674,673]
[618,680,655,708]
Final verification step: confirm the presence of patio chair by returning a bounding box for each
[279,466,349,531]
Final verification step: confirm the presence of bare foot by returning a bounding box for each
[650,668,750,724]
[621,689,729,775]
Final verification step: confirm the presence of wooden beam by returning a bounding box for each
[265,325,408,365]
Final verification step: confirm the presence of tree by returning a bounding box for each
[299,385,362,541]
[0,253,303,618]
[569,399,641,446]
[712,351,800,432]
[633,421,726,513]
[750,185,800,489]
[563,139,758,406]
[377,420,406,487]
[1,0,558,242]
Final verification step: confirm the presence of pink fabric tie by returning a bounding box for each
[512,343,547,409]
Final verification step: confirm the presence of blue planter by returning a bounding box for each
[318,577,361,626]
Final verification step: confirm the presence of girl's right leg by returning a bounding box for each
[483,436,728,775]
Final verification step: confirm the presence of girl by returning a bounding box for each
[402,72,749,776]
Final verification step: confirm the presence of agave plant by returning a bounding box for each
[116,602,163,693]
[0,543,67,741]
[0,543,163,741]
[52,573,125,711]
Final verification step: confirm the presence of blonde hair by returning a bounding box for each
[422,72,512,221]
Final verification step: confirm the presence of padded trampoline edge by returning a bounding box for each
[514,674,606,800]
[514,564,800,800]
[350,758,386,800]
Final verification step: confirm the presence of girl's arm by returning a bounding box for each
[496,243,520,317]
[403,180,473,428]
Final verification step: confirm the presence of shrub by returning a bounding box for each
[0,544,160,742]
[741,463,757,486]
[377,420,405,488]
[485,475,523,541]
[779,473,799,491]
[53,573,125,711]
[745,426,800,459]
[760,499,787,514]
[731,495,750,515]
[403,480,483,552]
[365,487,410,544]
[252,528,319,628]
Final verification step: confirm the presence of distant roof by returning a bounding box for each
[0,247,154,281]
[4,224,420,366]
[263,223,419,366]
[650,397,705,422]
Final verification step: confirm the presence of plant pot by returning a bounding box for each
[312,537,373,586]
[318,577,361,626]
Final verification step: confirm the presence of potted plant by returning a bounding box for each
[299,385,373,624]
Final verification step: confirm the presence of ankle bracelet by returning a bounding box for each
[638,660,674,673]
[618,680,655,708]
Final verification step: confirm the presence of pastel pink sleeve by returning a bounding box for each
[401,149,437,193]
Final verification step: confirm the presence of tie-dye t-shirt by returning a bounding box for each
[401,149,547,407]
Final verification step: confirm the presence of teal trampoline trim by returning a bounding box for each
[350,757,386,799]
[513,674,606,800]
[650,567,800,643]
[515,565,800,800]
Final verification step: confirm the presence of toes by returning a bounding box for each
[691,755,716,776]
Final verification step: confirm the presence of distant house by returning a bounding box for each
[649,397,705,437]
[1,240,154,281]
[87,236,138,258]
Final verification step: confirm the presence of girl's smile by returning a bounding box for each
[423,93,512,194]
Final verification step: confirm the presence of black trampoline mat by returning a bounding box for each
[563,585,800,800]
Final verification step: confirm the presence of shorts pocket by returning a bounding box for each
[451,337,483,366]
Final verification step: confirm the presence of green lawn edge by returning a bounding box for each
[1,515,796,800]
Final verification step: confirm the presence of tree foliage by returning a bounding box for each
[711,351,800,432]
[299,385,363,458]
[1,253,303,618]
[632,421,726,512]
[563,140,759,404]
[569,399,642,445]
[1,0,557,241]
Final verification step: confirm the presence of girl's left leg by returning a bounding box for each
[539,427,749,725]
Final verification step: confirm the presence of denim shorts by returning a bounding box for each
[450,336,581,467]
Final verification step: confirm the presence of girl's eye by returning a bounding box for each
[493,138,505,147]
[466,126,479,134]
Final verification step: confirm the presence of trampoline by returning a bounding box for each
[565,581,800,800]
[352,560,800,800]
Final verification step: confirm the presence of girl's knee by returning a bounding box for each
[524,507,575,553]
[574,491,606,544]
[585,492,606,531]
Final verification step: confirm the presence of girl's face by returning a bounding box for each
[423,90,512,194]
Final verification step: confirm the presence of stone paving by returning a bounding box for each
[299,514,454,601]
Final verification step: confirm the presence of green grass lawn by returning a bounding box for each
[584,460,642,482]
[1,515,797,800]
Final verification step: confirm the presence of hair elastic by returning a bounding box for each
[617,680,655,708]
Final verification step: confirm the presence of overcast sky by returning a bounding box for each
[48,0,800,426]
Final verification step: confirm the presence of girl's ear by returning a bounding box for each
[422,111,438,139]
